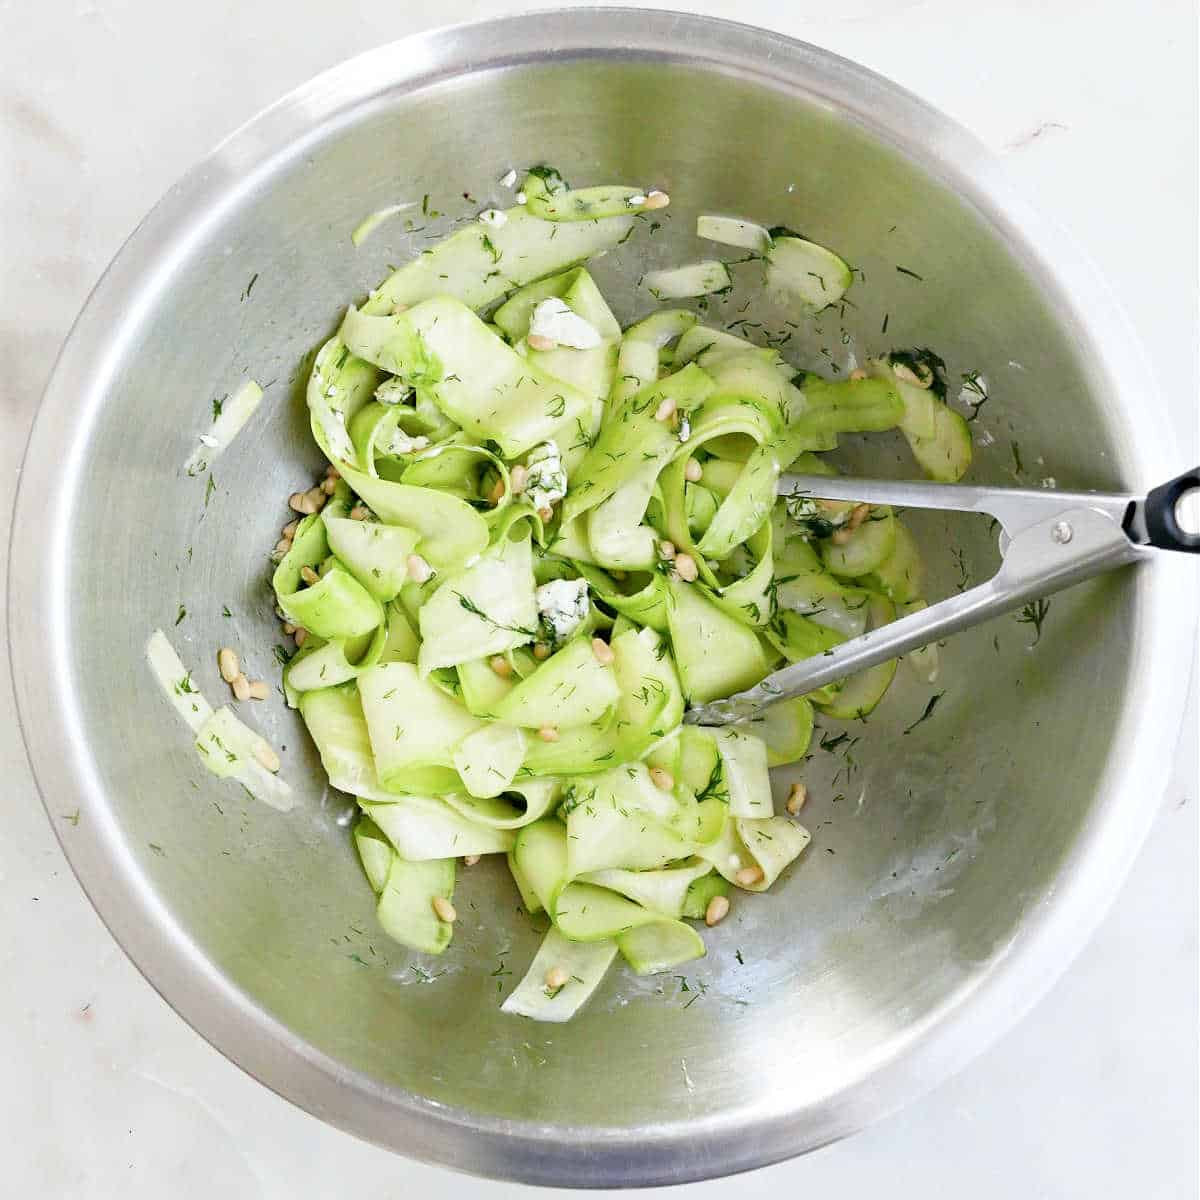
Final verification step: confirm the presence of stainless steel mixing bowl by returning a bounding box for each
[8,9,1194,1187]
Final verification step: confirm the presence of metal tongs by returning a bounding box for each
[685,466,1200,726]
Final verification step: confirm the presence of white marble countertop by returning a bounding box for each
[1,1,1196,1195]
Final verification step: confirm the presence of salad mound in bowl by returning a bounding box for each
[155,165,970,1023]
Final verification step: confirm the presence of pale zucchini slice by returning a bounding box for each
[501,927,618,1022]
[361,797,516,860]
[453,722,528,798]
[822,508,897,578]
[375,856,456,954]
[665,578,775,704]
[492,636,620,730]
[765,229,853,309]
[696,214,771,253]
[642,260,732,299]
[617,921,706,975]
[366,206,635,313]
[354,816,395,894]
[869,519,925,603]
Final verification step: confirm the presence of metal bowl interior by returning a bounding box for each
[8,10,1189,1188]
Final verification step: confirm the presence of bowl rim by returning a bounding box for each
[7,7,1195,1187]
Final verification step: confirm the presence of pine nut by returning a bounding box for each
[490,655,513,678]
[305,486,327,511]
[217,647,241,683]
[649,766,674,792]
[705,895,730,926]
[786,782,808,816]
[591,637,614,665]
[544,965,569,990]
[281,520,299,539]
[734,865,764,888]
[674,553,699,582]
[510,464,528,494]
[654,397,677,422]
[533,643,551,660]
[246,679,270,701]
[849,367,868,381]
[294,628,308,647]
[658,540,677,561]
[464,854,481,866]
[300,565,320,586]
[272,539,291,558]
[643,190,670,210]
[527,333,557,352]
[320,476,338,495]
[684,458,703,483]
[325,464,340,479]
[282,623,296,636]
[406,553,433,584]
[349,505,370,521]
[537,505,554,522]
[254,742,281,773]
[288,492,312,514]
[231,674,251,702]
[431,896,457,923]
[538,724,559,742]
[489,477,506,505]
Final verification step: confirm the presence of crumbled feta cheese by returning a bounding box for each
[374,378,411,405]
[528,298,601,350]
[515,191,527,204]
[677,414,691,443]
[479,208,507,227]
[499,168,518,188]
[316,407,353,462]
[535,577,589,644]
[525,441,568,511]
[390,430,430,455]
[627,193,647,206]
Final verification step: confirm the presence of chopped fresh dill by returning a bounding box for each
[1016,598,1051,645]
[902,691,945,735]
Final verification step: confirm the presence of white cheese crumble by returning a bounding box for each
[374,378,411,405]
[535,577,589,643]
[677,414,691,443]
[627,193,647,206]
[525,441,568,511]
[389,429,430,455]
[515,190,527,204]
[528,298,601,350]
[499,168,518,188]
[479,208,507,227]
